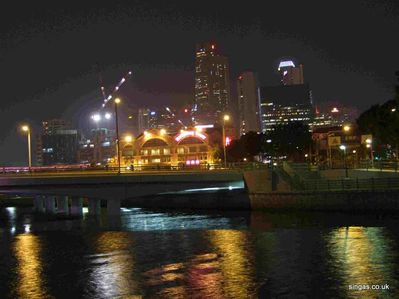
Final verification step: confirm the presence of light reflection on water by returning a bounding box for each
[1,207,399,298]
[207,230,256,298]
[327,226,397,298]
[14,234,50,299]
[88,232,138,298]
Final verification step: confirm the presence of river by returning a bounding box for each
[1,206,399,298]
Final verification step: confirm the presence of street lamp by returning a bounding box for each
[21,125,32,171]
[343,125,351,132]
[114,98,121,174]
[339,144,348,178]
[124,135,133,143]
[92,114,101,122]
[366,138,374,168]
[222,114,230,168]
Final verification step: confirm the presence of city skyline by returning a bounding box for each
[1,2,399,298]
[0,0,399,164]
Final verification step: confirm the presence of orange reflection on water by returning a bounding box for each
[157,285,186,298]
[91,232,138,298]
[328,226,393,298]
[207,230,256,299]
[14,234,50,299]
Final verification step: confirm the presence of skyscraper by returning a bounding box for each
[36,119,79,166]
[237,71,261,135]
[138,108,151,134]
[194,42,231,125]
[259,84,314,132]
[278,60,304,86]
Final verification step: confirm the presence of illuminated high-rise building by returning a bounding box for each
[138,108,151,134]
[237,71,261,135]
[260,84,314,132]
[278,60,304,86]
[36,119,79,166]
[194,42,231,125]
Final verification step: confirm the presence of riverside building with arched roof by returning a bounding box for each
[111,128,219,169]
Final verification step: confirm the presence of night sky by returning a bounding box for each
[0,0,398,165]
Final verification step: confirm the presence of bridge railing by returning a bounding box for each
[358,160,399,172]
[302,177,399,191]
[0,162,268,175]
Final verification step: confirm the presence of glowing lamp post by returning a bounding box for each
[366,138,374,168]
[114,98,121,174]
[343,125,351,132]
[21,125,32,171]
[124,135,133,143]
[339,144,348,178]
[222,114,230,168]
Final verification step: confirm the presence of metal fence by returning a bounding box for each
[302,177,399,191]
[358,160,399,172]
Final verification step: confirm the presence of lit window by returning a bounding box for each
[151,149,160,155]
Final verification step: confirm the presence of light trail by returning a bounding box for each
[101,70,132,108]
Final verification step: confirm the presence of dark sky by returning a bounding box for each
[0,0,398,165]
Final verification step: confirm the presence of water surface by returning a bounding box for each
[1,207,399,298]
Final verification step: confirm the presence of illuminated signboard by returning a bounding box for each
[175,131,207,142]
[195,124,214,129]
[278,60,295,71]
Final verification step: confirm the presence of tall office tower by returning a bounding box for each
[194,42,231,125]
[77,128,115,165]
[260,84,314,132]
[42,119,71,134]
[138,108,151,134]
[278,60,304,86]
[237,71,261,135]
[36,119,79,166]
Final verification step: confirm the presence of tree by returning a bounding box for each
[226,131,262,162]
[240,131,262,158]
[226,139,245,162]
[262,122,312,161]
[356,71,399,159]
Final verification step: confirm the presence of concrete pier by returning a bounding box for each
[70,197,83,217]
[56,196,69,215]
[44,196,56,214]
[249,190,399,211]
[33,195,45,213]
[88,199,101,216]
[107,199,121,216]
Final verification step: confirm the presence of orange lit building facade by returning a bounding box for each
[115,129,219,168]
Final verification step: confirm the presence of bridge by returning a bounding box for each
[0,169,247,216]
[5,161,398,214]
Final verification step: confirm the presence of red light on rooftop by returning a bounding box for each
[238,76,243,80]
[184,108,188,113]
[211,44,215,49]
